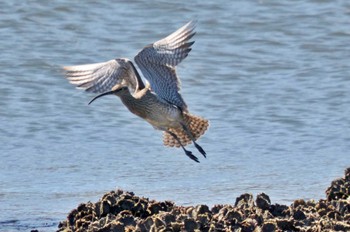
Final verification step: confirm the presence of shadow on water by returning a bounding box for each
[0,219,57,232]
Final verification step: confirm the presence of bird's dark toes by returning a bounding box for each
[185,150,199,163]
[195,143,206,158]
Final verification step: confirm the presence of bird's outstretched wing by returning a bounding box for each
[134,21,196,111]
[63,58,144,94]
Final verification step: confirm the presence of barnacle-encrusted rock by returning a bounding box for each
[326,167,350,201]
[256,193,271,210]
[235,193,255,209]
[58,167,350,232]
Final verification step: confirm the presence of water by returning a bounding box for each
[1,0,350,231]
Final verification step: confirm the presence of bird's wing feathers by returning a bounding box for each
[63,58,143,94]
[134,21,196,111]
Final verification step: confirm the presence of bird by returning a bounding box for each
[63,21,209,162]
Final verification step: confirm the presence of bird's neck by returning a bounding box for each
[119,89,151,119]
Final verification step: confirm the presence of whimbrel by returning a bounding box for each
[63,21,209,162]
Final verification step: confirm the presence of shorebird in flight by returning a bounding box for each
[63,21,209,162]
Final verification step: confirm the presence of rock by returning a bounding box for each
[102,192,117,206]
[326,168,350,201]
[117,198,134,212]
[315,199,327,211]
[67,208,78,227]
[261,221,276,232]
[225,209,243,222]
[153,217,166,229]
[211,204,223,215]
[133,198,149,218]
[319,218,332,229]
[136,217,153,232]
[158,211,176,226]
[214,206,228,222]
[256,193,271,210]
[194,204,211,216]
[117,214,136,227]
[235,193,255,209]
[306,200,316,208]
[334,221,350,231]
[292,199,306,208]
[99,200,111,217]
[344,167,350,181]
[269,203,289,217]
[331,199,350,215]
[147,202,162,215]
[196,213,210,225]
[170,222,182,231]
[97,221,125,232]
[327,210,341,220]
[317,208,327,217]
[184,218,198,231]
[275,219,295,231]
[344,213,350,221]
[293,209,306,220]
[240,218,258,231]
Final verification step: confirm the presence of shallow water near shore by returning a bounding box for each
[1,0,350,231]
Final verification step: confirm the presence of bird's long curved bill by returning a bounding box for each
[88,90,116,105]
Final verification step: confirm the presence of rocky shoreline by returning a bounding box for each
[57,168,350,232]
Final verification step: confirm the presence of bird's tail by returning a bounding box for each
[163,112,209,147]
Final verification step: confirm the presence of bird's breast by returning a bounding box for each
[120,91,183,129]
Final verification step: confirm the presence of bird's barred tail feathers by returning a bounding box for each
[163,113,209,147]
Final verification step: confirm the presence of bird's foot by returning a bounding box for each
[194,143,206,158]
[185,150,199,163]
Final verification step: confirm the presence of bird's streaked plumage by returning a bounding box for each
[63,21,209,162]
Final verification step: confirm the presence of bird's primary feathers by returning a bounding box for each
[64,21,196,111]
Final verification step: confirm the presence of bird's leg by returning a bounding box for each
[180,123,206,158]
[166,130,199,163]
